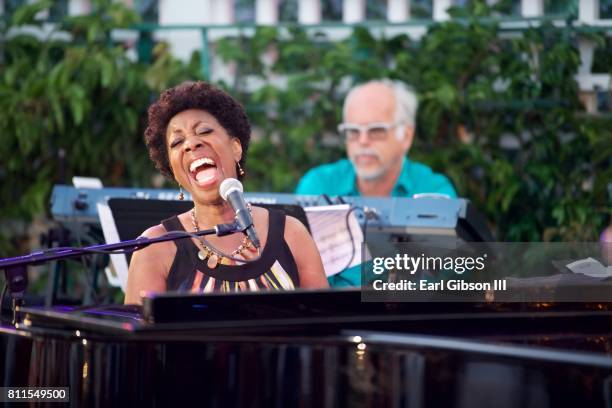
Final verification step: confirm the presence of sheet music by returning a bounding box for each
[305,204,368,277]
[97,202,129,291]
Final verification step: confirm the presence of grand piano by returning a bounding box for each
[1,186,611,406]
[2,289,612,407]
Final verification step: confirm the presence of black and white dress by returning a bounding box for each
[162,209,300,293]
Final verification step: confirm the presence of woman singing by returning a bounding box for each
[125,82,328,303]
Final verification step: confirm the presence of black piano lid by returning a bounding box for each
[17,289,377,335]
[15,290,612,349]
[12,293,612,374]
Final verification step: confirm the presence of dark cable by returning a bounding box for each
[361,209,372,285]
[330,206,359,287]
[340,205,379,272]
[337,206,377,286]
[363,209,371,242]
[340,206,357,272]
[319,194,333,205]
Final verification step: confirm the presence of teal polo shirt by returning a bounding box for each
[296,158,457,198]
[295,158,457,287]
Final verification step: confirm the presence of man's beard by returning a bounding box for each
[349,148,388,181]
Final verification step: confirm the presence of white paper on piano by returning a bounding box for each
[97,202,129,291]
[566,257,612,278]
[304,204,370,277]
[72,176,103,189]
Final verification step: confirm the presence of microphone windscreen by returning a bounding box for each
[219,178,243,201]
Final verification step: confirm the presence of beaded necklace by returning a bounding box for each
[190,207,253,268]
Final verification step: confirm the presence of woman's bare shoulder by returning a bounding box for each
[250,205,269,220]
[141,223,170,238]
[133,223,177,261]
[284,214,309,237]
[283,215,329,288]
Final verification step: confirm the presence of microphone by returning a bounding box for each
[219,178,261,249]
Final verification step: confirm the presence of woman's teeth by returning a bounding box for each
[189,157,215,172]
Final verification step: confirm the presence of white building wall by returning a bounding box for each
[433,0,453,21]
[343,0,365,23]
[299,0,321,24]
[387,0,410,22]
[68,0,91,16]
[256,0,278,25]
[212,0,234,24]
[157,0,214,61]
[579,0,600,23]
[521,0,544,17]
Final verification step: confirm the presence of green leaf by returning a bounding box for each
[10,1,52,26]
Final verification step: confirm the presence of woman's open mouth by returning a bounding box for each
[189,157,220,187]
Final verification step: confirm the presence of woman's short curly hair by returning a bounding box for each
[144,81,251,180]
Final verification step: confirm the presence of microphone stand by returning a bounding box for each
[0,221,243,325]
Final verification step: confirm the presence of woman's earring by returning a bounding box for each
[237,161,245,177]
[178,186,185,201]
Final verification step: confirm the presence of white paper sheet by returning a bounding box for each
[305,204,368,277]
[97,202,129,291]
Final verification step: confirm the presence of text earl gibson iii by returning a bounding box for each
[372,279,507,292]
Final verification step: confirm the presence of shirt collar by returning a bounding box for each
[340,161,359,196]
[392,157,413,196]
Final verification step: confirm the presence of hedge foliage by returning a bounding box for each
[0,0,198,255]
[0,0,610,257]
[216,3,611,242]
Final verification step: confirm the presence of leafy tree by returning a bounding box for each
[1,0,609,264]
[216,2,611,241]
[0,0,197,255]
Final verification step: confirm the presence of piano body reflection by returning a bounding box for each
[2,289,612,407]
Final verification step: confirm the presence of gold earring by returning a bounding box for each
[178,186,184,201]
[237,161,245,177]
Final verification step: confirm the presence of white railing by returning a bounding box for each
[57,0,609,27]
[158,0,611,111]
[3,0,610,112]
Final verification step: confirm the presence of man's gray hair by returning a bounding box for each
[342,79,418,126]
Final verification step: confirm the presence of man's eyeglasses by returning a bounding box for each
[338,122,402,142]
